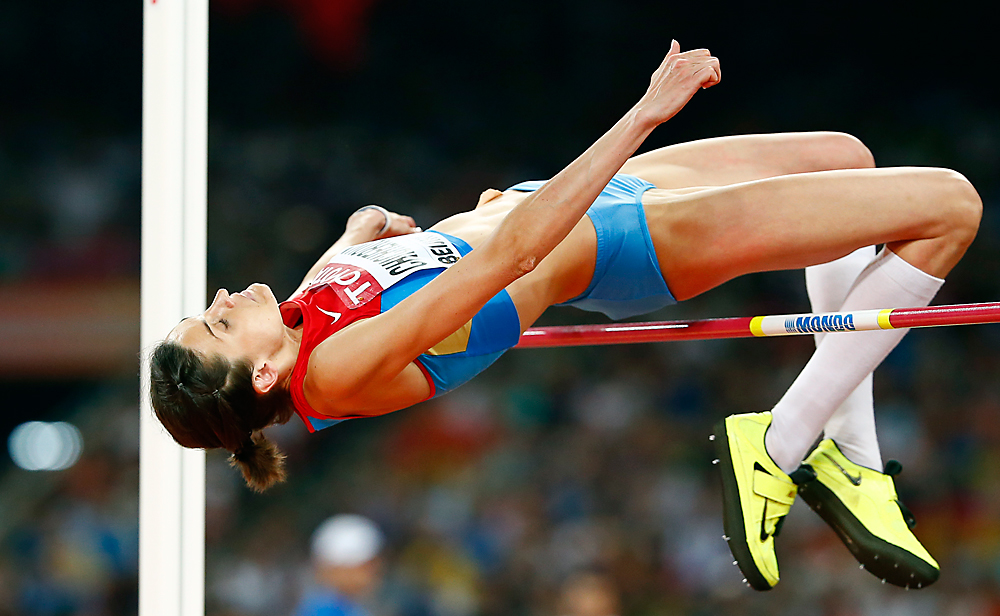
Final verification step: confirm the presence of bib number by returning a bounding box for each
[310,233,462,309]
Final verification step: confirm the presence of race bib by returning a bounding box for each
[310,233,462,309]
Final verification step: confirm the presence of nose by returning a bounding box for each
[207,288,235,314]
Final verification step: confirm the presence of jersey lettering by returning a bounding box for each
[343,281,372,305]
[310,263,381,308]
[308,233,462,308]
[332,269,361,286]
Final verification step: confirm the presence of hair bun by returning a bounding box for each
[228,432,287,492]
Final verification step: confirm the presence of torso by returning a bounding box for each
[284,230,518,429]
[429,189,530,248]
[429,188,598,327]
[290,180,689,426]
[429,183,697,253]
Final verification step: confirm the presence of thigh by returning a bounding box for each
[620,132,874,189]
[647,167,967,300]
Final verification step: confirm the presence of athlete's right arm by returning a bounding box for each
[291,208,420,298]
[305,42,721,416]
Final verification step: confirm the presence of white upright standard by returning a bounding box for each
[140,0,208,615]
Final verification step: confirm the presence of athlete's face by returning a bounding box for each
[168,283,286,367]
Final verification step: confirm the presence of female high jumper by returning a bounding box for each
[149,42,981,591]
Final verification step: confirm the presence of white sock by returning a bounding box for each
[806,247,883,470]
[766,248,943,473]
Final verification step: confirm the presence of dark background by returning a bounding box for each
[1,1,999,615]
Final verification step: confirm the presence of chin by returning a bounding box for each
[254,283,277,303]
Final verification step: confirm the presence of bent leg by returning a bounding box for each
[628,133,887,468]
[767,247,945,471]
[651,166,980,467]
[658,164,980,473]
[620,132,874,189]
[696,166,977,588]
[806,249,883,470]
[646,167,981,300]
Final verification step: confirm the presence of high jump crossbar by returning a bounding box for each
[517,301,1000,348]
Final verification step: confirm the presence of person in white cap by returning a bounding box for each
[292,514,385,616]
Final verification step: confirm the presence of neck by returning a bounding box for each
[275,325,303,390]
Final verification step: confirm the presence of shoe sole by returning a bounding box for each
[714,418,774,591]
[796,474,940,588]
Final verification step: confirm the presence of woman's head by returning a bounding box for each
[149,283,298,491]
[169,283,290,377]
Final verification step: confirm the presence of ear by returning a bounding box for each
[252,361,279,395]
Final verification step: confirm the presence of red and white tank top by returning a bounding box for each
[279,232,463,431]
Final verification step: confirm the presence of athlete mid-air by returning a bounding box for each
[149,41,980,591]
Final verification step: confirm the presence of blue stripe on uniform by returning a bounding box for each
[381,231,522,397]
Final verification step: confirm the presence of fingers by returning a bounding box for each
[665,41,710,60]
[400,214,422,233]
[653,40,682,79]
[697,58,721,88]
[696,64,721,89]
[670,48,719,84]
[638,43,720,126]
[381,212,422,237]
[656,43,715,79]
[664,52,719,84]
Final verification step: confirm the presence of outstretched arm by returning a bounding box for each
[310,42,721,413]
[477,41,720,276]
[291,207,420,298]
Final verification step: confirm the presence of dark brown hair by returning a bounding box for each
[149,340,295,492]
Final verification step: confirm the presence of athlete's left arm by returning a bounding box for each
[291,207,420,298]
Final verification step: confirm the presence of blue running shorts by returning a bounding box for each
[508,173,677,320]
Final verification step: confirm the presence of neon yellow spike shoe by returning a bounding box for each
[794,439,940,589]
[713,412,798,591]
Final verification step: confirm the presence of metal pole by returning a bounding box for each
[516,302,1000,348]
[139,0,207,614]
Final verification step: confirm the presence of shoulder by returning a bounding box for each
[299,323,365,414]
[301,335,433,418]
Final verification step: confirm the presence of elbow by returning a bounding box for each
[515,255,538,277]
[487,215,543,280]
[488,230,540,280]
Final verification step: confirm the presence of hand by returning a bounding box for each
[636,40,720,127]
[379,210,421,238]
[347,205,421,240]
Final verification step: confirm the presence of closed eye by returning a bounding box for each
[219,318,230,329]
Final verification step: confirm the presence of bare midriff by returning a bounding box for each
[428,189,529,249]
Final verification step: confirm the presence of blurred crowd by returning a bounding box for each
[5,229,1000,615]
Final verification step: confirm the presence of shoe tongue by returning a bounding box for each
[884,460,903,476]
[789,466,817,485]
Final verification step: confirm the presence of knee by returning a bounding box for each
[951,171,983,245]
[794,132,875,172]
[935,169,982,248]
[818,132,875,170]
